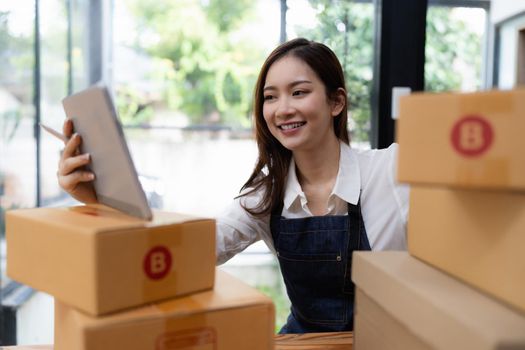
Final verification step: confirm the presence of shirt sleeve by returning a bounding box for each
[388,143,411,227]
[215,188,271,265]
[359,143,410,250]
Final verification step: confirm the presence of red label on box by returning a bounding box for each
[450,115,493,157]
[144,246,172,280]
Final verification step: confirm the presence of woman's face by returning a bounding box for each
[262,55,343,153]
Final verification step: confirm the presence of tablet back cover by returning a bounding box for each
[62,84,152,220]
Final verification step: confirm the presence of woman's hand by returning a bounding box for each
[57,119,98,204]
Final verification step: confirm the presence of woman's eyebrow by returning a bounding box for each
[290,80,313,87]
[263,80,313,91]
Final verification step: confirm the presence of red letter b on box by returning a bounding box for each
[144,246,172,280]
[451,115,493,157]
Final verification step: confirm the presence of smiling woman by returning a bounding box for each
[262,55,345,155]
[243,39,350,218]
[215,38,410,333]
[262,55,345,216]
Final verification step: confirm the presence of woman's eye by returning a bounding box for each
[263,95,274,101]
[292,90,306,96]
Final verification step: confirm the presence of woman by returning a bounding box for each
[58,38,409,333]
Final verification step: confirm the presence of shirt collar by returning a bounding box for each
[332,142,361,205]
[283,142,361,210]
[284,157,304,210]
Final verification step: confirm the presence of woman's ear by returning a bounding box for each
[331,88,347,117]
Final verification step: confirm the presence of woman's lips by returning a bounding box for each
[278,121,306,131]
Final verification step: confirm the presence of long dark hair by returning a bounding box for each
[240,38,349,217]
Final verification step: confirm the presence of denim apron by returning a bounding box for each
[270,200,371,333]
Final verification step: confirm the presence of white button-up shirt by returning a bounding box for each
[216,142,410,265]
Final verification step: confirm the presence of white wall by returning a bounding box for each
[491,0,525,24]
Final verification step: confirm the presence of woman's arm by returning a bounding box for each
[215,190,272,265]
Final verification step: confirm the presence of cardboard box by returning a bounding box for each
[408,186,525,314]
[397,89,525,190]
[6,204,215,316]
[352,252,525,350]
[54,269,275,350]
[354,289,432,350]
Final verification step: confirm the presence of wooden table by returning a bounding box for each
[274,332,353,349]
[1,332,353,350]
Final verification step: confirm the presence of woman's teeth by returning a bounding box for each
[280,122,305,130]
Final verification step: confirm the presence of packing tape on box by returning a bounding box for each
[455,157,510,186]
[142,224,181,304]
[159,313,216,349]
[154,298,216,349]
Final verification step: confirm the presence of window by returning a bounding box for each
[1,1,90,344]
[0,2,36,261]
[39,0,69,206]
[495,12,525,89]
[425,5,488,92]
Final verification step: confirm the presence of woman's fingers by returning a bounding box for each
[58,171,95,192]
[63,118,74,140]
[61,133,82,159]
[57,151,94,192]
[59,153,91,176]
[57,119,97,203]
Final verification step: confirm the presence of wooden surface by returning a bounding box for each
[1,332,353,350]
[1,347,51,350]
[275,331,353,349]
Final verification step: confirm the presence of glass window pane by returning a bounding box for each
[0,2,36,287]
[39,0,89,208]
[425,6,487,92]
[40,0,70,206]
[71,0,89,91]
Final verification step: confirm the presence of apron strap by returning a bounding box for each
[343,200,362,294]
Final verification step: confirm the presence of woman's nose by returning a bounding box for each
[275,97,295,118]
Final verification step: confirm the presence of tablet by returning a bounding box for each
[62,83,153,220]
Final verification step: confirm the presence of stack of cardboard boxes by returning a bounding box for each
[6,204,274,349]
[352,89,525,349]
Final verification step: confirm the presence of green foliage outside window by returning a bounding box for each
[120,1,483,142]
[115,85,155,126]
[425,7,483,92]
[0,10,33,138]
[123,0,264,128]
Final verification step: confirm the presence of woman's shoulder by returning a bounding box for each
[350,143,398,170]
[351,142,398,157]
